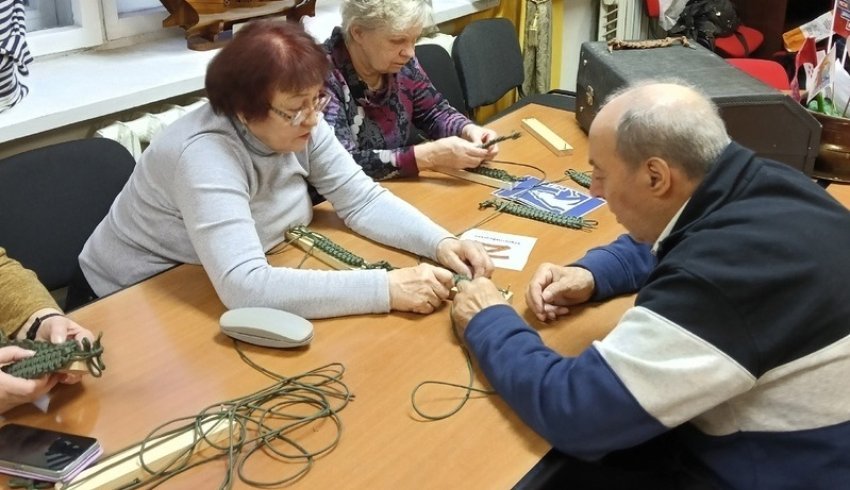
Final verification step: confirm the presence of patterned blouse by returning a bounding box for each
[322,27,472,180]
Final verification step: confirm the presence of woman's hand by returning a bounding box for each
[0,346,58,414]
[461,124,500,157]
[435,238,493,279]
[388,264,455,314]
[414,136,493,171]
[24,308,95,385]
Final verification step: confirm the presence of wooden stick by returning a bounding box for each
[521,117,573,156]
[58,418,232,490]
[57,360,92,376]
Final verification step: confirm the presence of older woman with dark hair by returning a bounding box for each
[322,0,499,181]
[79,20,492,319]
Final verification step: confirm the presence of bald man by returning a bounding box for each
[451,82,850,488]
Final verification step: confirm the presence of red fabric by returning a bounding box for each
[715,25,764,58]
[645,0,661,18]
[789,37,817,102]
[726,58,790,90]
[833,0,850,39]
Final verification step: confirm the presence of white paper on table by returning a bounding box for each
[460,228,537,271]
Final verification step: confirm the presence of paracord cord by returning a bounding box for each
[410,287,495,421]
[63,344,352,489]
[484,159,547,182]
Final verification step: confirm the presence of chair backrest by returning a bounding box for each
[414,43,468,116]
[646,0,762,57]
[452,18,524,110]
[726,58,789,90]
[0,138,135,295]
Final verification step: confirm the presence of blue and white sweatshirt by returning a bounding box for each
[465,142,850,489]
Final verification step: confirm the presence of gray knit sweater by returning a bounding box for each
[79,104,453,318]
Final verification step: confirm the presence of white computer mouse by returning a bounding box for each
[219,307,314,348]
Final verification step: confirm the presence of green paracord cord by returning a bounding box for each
[410,275,496,421]
[479,199,598,230]
[466,166,521,182]
[0,332,105,379]
[288,225,396,270]
[62,343,352,489]
[566,168,592,188]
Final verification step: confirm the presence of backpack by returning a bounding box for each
[669,0,742,52]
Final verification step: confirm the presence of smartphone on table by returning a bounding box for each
[0,423,101,482]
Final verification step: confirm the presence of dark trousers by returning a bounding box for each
[515,432,720,490]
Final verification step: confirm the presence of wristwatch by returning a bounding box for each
[25,313,64,340]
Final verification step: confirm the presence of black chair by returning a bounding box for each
[451,18,576,121]
[414,43,468,116]
[0,138,135,310]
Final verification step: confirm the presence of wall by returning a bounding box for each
[437,0,524,121]
[0,0,597,157]
[559,0,598,92]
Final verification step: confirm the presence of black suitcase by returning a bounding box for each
[575,41,821,175]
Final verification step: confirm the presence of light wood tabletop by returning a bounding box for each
[3,104,634,489]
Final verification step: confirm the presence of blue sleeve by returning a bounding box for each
[464,304,668,460]
[571,234,655,301]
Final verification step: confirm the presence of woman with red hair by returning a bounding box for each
[79,20,492,319]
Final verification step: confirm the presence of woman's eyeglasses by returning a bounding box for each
[269,92,331,126]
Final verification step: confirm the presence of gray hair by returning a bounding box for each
[608,79,731,180]
[340,0,433,41]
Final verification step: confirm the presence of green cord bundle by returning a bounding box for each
[64,343,352,489]
[410,276,496,421]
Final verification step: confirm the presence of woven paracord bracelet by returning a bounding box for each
[1,333,105,379]
[566,168,592,188]
[479,199,598,230]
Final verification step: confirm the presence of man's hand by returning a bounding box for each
[526,263,596,322]
[451,277,510,334]
[388,264,455,314]
[0,346,58,414]
[435,237,494,279]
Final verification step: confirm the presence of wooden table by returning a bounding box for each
[4,104,633,489]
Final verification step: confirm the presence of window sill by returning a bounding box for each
[0,0,498,145]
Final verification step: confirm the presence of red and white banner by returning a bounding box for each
[791,37,818,102]
[833,0,850,38]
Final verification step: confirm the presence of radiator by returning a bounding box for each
[597,0,650,42]
[94,97,207,160]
